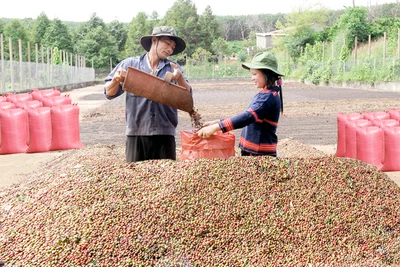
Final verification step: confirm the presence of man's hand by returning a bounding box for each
[168,62,191,92]
[169,62,182,81]
[113,69,127,83]
[106,68,126,96]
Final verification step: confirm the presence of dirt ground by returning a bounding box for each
[2,79,400,188]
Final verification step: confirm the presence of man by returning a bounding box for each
[104,26,192,162]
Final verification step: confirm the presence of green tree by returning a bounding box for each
[368,2,400,20]
[108,20,128,57]
[197,6,221,53]
[284,25,318,59]
[83,13,106,33]
[32,12,50,45]
[218,16,236,41]
[4,19,29,61]
[370,17,400,38]
[276,3,329,60]
[211,37,228,56]
[52,46,61,64]
[190,47,213,65]
[369,17,400,58]
[340,43,349,61]
[243,31,256,52]
[150,11,160,21]
[226,40,246,58]
[329,7,371,51]
[73,13,106,42]
[122,12,152,59]
[74,14,119,68]
[235,15,252,40]
[162,0,200,56]
[75,26,119,69]
[20,18,36,44]
[42,19,73,53]
[0,19,4,35]
[284,5,329,27]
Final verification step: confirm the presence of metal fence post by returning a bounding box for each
[19,39,23,91]
[9,37,14,93]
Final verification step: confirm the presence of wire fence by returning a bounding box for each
[1,60,95,94]
[4,55,400,94]
[0,34,95,94]
[285,56,400,85]
[5,29,400,93]
[178,57,400,83]
[183,59,249,80]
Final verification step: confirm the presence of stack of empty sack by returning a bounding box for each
[0,88,84,155]
[335,109,400,171]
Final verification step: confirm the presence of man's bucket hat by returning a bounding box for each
[242,52,284,76]
[140,26,186,56]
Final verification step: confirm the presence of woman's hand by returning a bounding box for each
[197,123,221,138]
[202,120,220,127]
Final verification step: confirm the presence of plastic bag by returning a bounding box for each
[0,102,16,110]
[32,88,60,101]
[372,119,399,128]
[335,112,363,157]
[6,92,33,104]
[364,111,390,121]
[42,95,72,107]
[382,126,400,171]
[0,108,29,154]
[389,109,400,121]
[50,104,84,151]
[180,130,235,160]
[344,119,371,159]
[356,126,383,169]
[27,107,52,153]
[15,100,43,109]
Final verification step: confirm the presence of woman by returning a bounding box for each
[197,51,283,157]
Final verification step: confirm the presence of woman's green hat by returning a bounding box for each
[242,52,283,76]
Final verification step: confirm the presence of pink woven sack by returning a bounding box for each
[344,119,372,159]
[0,108,29,154]
[356,126,383,169]
[335,112,363,157]
[27,107,52,153]
[382,126,400,171]
[50,104,84,151]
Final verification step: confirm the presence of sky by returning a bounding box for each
[0,0,398,23]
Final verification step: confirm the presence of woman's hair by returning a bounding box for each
[262,69,283,114]
[262,69,280,87]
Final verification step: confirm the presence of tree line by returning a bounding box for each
[0,0,399,71]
